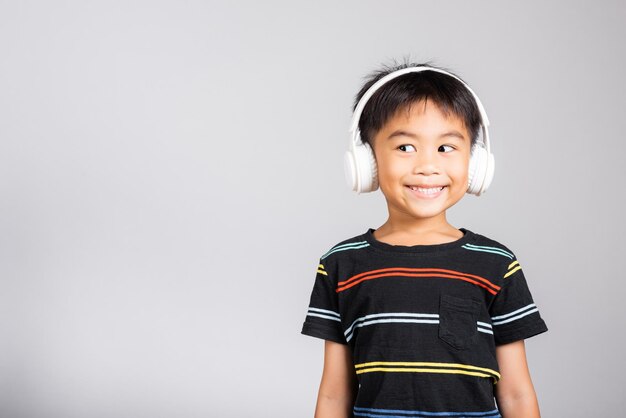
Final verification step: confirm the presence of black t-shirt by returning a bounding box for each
[301,227,548,416]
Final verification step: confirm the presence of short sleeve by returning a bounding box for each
[301,258,347,345]
[489,254,548,346]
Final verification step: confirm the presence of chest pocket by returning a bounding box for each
[438,293,480,351]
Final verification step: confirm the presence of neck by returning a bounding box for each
[371,204,465,246]
[379,207,454,236]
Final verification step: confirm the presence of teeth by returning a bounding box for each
[410,186,444,194]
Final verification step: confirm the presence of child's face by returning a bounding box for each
[371,100,471,225]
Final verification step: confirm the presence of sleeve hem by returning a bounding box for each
[494,319,549,346]
[301,322,348,345]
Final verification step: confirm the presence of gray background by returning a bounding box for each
[1,1,624,417]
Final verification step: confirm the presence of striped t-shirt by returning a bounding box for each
[301,227,548,417]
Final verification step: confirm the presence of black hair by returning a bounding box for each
[353,58,482,150]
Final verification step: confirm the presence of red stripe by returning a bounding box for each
[335,267,500,294]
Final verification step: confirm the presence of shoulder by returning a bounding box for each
[318,230,370,264]
[465,229,518,262]
[464,230,526,290]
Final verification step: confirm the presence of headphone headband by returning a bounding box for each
[349,66,491,156]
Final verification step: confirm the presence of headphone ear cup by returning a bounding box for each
[344,138,379,193]
[344,149,359,192]
[362,141,379,192]
[467,143,495,196]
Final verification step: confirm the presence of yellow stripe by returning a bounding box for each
[354,361,499,378]
[318,264,325,270]
[354,367,494,380]
[504,266,521,278]
[508,260,519,270]
[316,270,328,276]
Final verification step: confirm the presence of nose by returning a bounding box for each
[412,146,440,176]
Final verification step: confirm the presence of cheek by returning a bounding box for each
[450,161,470,185]
[377,157,407,183]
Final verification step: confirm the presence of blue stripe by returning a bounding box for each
[326,240,368,251]
[354,413,501,418]
[492,308,539,326]
[353,406,501,417]
[478,326,494,335]
[344,313,494,342]
[321,242,370,259]
[477,321,492,329]
[491,303,536,321]
[462,243,513,257]
[345,312,438,336]
[345,317,439,342]
[308,307,340,317]
[306,312,341,322]
[461,244,513,259]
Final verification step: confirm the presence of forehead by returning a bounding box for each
[380,99,470,139]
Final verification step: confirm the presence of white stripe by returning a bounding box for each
[491,303,536,320]
[477,321,492,329]
[478,327,494,335]
[308,307,340,317]
[492,308,539,326]
[307,313,341,322]
[463,243,514,258]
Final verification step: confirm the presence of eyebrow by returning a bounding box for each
[387,130,466,141]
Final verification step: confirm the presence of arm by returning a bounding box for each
[314,340,358,418]
[494,340,541,418]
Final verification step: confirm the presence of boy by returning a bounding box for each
[301,61,548,418]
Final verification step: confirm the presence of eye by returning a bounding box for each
[398,144,416,152]
[439,144,455,153]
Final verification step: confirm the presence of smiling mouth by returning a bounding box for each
[406,185,446,194]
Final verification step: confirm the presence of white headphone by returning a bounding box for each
[344,66,495,196]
